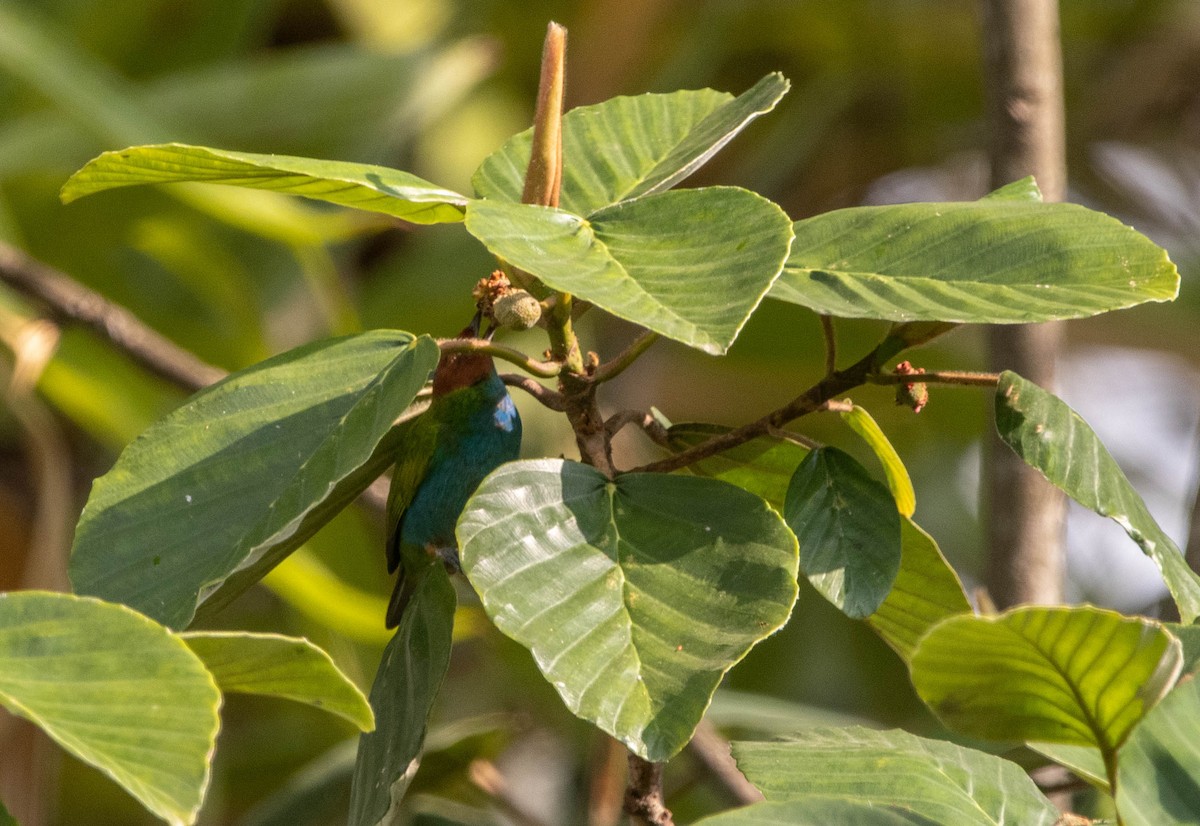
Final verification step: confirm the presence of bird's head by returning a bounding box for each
[432,311,497,396]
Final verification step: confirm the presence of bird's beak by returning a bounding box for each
[468,310,483,338]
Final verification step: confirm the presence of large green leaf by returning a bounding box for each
[180,632,373,731]
[472,73,789,215]
[732,727,1058,826]
[0,799,14,826]
[0,592,219,826]
[1116,676,1200,825]
[70,331,439,629]
[349,560,456,825]
[839,404,916,517]
[995,371,1200,623]
[911,607,1182,769]
[866,518,971,662]
[693,799,938,825]
[61,143,468,224]
[770,195,1179,323]
[666,422,809,510]
[464,187,793,354]
[784,447,901,618]
[458,459,799,761]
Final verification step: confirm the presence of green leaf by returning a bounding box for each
[770,195,1179,323]
[866,518,971,662]
[0,592,219,826]
[666,423,809,510]
[839,405,916,517]
[70,331,440,629]
[1165,622,1200,674]
[0,799,14,826]
[1116,676,1200,825]
[459,459,799,761]
[464,187,793,355]
[349,560,456,825]
[706,689,872,735]
[693,799,938,825]
[784,447,902,618]
[180,632,373,731]
[1030,742,1109,790]
[472,73,789,215]
[995,371,1200,623]
[982,176,1044,202]
[732,727,1059,826]
[910,606,1182,766]
[61,143,468,224]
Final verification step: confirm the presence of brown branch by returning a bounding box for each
[604,409,670,446]
[591,331,660,384]
[632,348,881,475]
[0,240,226,391]
[820,315,836,376]
[687,721,763,806]
[438,337,562,378]
[868,369,1000,387]
[501,373,568,411]
[624,755,674,826]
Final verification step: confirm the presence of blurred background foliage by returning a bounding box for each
[0,0,1196,823]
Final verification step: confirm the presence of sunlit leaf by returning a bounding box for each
[473,73,789,214]
[732,727,1058,826]
[784,447,901,618]
[459,459,798,761]
[464,187,793,354]
[349,560,456,825]
[1116,676,1200,825]
[693,799,936,825]
[839,404,916,516]
[62,143,468,224]
[866,518,971,662]
[911,606,1182,766]
[181,632,373,731]
[0,592,219,826]
[70,331,439,629]
[995,371,1200,623]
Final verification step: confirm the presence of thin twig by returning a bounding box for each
[868,369,1000,387]
[604,409,670,446]
[591,331,660,384]
[501,373,568,411]
[0,240,225,391]
[820,315,836,376]
[624,755,674,826]
[438,337,562,378]
[686,720,763,806]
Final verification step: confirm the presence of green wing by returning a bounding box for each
[385,414,438,574]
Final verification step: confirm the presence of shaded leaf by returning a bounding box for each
[464,187,793,354]
[666,422,808,510]
[784,447,901,618]
[771,195,1179,323]
[733,727,1058,826]
[693,799,937,825]
[0,800,14,826]
[240,741,357,826]
[995,371,1200,623]
[0,592,219,826]
[1116,676,1200,825]
[911,606,1182,762]
[181,632,373,731]
[70,331,439,629]
[839,404,916,516]
[62,143,468,224]
[349,561,456,825]
[706,689,871,735]
[459,459,799,761]
[1029,742,1109,790]
[473,73,789,214]
[866,518,971,661]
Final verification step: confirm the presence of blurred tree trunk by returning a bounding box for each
[980,0,1067,607]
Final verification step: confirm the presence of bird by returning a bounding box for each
[384,314,522,628]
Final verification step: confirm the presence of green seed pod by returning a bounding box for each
[493,290,542,330]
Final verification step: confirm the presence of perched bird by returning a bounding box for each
[384,316,522,628]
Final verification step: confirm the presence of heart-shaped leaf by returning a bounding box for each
[666,422,809,510]
[1116,675,1200,825]
[181,632,373,731]
[784,447,902,618]
[62,143,468,224]
[732,727,1059,826]
[349,560,456,825]
[70,331,439,629]
[770,193,1179,323]
[464,187,793,354]
[458,459,799,761]
[911,606,1182,775]
[0,591,219,826]
[866,518,971,662]
[472,73,789,214]
[995,371,1200,623]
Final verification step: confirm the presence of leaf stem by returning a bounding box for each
[436,337,562,377]
[591,331,660,384]
[868,369,1000,387]
[820,314,836,376]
